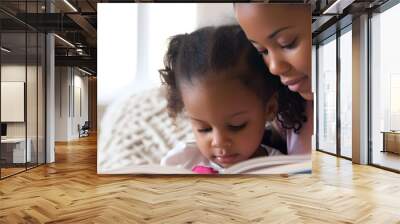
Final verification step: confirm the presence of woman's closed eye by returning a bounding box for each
[256,37,298,55]
[281,37,298,49]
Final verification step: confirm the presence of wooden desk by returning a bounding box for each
[1,138,31,163]
[381,131,400,154]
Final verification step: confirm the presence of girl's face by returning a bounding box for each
[235,4,313,100]
[180,74,276,168]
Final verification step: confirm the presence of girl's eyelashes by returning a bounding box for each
[228,122,247,132]
[197,127,212,133]
[196,123,248,133]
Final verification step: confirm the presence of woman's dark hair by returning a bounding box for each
[159,25,306,133]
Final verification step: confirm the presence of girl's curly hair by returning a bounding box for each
[159,25,307,134]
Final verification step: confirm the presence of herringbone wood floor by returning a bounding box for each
[1,134,400,223]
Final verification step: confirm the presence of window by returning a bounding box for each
[370,2,400,171]
[317,35,337,154]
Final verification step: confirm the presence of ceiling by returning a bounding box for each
[0,0,100,75]
[0,0,392,75]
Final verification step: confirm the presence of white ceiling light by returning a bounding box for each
[78,67,92,76]
[323,0,355,15]
[54,34,75,48]
[76,48,85,55]
[63,0,78,12]
[1,47,11,53]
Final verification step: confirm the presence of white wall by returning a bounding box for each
[1,65,38,138]
[55,66,89,141]
[1,65,25,130]
[73,73,89,137]
[97,3,236,128]
[196,3,236,28]
[55,66,68,141]
[98,3,138,107]
[1,63,46,163]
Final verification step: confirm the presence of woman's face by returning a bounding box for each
[235,4,313,100]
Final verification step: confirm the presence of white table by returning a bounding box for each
[1,138,32,163]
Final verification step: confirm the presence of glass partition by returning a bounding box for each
[0,1,46,179]
[317,35,337,155]
[1,30,28,178]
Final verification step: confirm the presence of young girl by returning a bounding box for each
[159,25,305,174]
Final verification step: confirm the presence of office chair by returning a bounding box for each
[79,121,90,138]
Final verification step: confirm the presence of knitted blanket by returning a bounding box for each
[98,88,194,173]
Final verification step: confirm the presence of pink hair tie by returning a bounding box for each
[192,165,219,174]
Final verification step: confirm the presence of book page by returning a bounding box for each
[100,155,311,175]
[220,155,311,174]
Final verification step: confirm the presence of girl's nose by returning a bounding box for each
[211,130,232,153]
[211,139,232,150]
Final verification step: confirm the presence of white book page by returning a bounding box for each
[220,155,311,174]
[100,155,311,175]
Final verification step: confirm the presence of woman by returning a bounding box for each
[235,3,313,155]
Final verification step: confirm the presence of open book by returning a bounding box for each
[101,154,311,175]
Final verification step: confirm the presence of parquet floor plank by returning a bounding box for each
[1,134,400,223]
